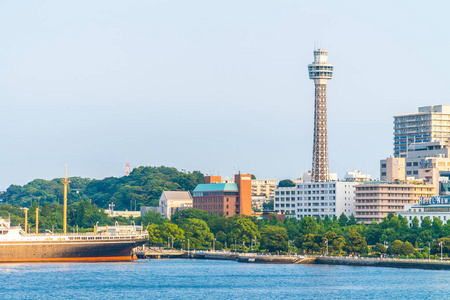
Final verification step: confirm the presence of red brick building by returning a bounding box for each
[192,174,252,217]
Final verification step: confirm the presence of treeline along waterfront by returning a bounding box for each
[1,166,450,258]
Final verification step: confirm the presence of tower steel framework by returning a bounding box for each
[308,49,334,182]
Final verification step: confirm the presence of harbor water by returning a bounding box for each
[0,259,448,299]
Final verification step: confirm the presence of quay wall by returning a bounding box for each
[315,257,450,270]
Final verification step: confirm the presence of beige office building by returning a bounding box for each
[354,182,435,224]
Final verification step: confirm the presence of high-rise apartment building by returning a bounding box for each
[394,105,450,157]
[308,49,334,182]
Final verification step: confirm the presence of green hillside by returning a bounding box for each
[2,166,204,210]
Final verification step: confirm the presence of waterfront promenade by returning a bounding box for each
[139,248,450,270]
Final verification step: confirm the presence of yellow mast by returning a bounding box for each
[24,208,28,234]
[63,164,70,234]
[35,207,39,234]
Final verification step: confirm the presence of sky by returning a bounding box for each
[0,1,450,190]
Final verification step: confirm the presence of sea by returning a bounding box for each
[0,259,448,299]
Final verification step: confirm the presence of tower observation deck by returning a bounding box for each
[308,49,334,182]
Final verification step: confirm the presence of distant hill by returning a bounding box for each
[2,166,204,210]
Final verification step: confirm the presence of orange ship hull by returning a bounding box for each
[0,238,147,263]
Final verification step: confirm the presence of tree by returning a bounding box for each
[347,215,357,226]
[400,241,415,256]
[172,208,212,225]
[375,243,387,254]
[158,223,185,246]
[147,224,163,245]
[262,199,274,211]
[260,226,288,253]
[411,217,419,230]
[299,216,318,235]
[141,210,166,226]
[295,233,319,254]
[181,218,214,249]
[228,218,260,246]
[432,217,443,238]
[345,231,368,254]
[421,217,432,230]
[338,213,348,227]
[418,230,433,245]
[323,231,345,254]
[278,180,295,188]
[387,240,403,255]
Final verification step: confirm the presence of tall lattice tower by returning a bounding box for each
[308,49,334,182]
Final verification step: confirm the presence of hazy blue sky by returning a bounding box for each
[0,1,449,189]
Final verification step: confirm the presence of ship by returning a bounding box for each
[0,166,148,263]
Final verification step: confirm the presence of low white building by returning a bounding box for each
[159,191,193,220]
[397,195,450,226]
[344,170,371,182]
[274,181,357,219]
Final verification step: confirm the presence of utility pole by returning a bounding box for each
[62,165,70,234]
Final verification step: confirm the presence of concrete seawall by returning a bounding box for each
[315,257,450,270]
[189,252,237,260]
[237,255,298,264]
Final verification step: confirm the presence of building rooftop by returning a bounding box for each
[359,181,429,186]
[193,183,239,192]
[162,191,192,200]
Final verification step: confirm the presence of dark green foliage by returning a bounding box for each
[278,179,295,187]
[2,166,204,211]
[260,226,288,252]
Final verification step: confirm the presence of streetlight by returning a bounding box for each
[325,239,328,256]
[235,240,237,254]
[440,241,443,261]
[428,242,431,261]
[213,238,216,251]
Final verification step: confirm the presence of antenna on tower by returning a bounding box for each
[125,163,131,176]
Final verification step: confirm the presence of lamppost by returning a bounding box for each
[428,242,431,261]
[325,239,328,256]
[440,241,443,261]
[235,240,237,254]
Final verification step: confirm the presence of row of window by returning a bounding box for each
[193,198,230,203]
[275,197,337,202]
[275,190,337,195]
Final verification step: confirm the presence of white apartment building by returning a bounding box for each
[394,105,450,158]
[397,195,450,227]
[274,181,357,219]
[344,170,371,182]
